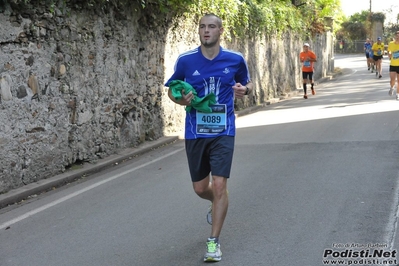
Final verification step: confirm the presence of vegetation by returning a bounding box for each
[334,8,399,53]
[370,12,386,23]
[1,0,340,39]
[385,23,399,42]
[336,10,371,41]
[336,11,387,41]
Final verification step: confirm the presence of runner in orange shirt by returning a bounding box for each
[299,43,317,99]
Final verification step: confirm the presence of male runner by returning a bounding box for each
[165,13,252,262]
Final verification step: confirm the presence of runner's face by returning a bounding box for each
[395,33,399,41]
[198,16,223,48]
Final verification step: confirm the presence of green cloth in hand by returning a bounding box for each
[169,80,216,113]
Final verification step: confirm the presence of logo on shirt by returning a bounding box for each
[203,77,221,99]
[192,70,201,76]
[223,68,230,74]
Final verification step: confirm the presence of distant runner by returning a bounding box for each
[364,38,372,71]
[299,43,317,99]
[372,37,384,78]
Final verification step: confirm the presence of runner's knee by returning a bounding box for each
[193,178,211,196]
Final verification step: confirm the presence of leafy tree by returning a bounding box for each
[349,10,370,24]
[336,10,371,41]
[338,21,367,40]
[385,23,399,41]
[314,0,341,18]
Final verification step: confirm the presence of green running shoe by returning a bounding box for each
[204,238,222,262]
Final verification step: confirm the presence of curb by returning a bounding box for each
[0,136,180,209]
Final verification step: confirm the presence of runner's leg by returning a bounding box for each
[210,175,228,238]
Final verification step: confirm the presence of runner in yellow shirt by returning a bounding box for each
[388,31,399,100]
[372,37,384,78]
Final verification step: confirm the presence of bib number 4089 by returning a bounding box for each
[196,104,227,134]
[202,115,221,124]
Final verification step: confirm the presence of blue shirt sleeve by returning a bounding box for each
[235,58,251,85]
[165,59,186,87]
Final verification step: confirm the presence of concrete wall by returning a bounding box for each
[0,2,334,194]
[372,21,384,42]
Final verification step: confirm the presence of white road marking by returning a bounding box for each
[0,147,184,230]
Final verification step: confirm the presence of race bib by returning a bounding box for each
[393,50,399,59]
[196,104,227,134]
[377,50,382,55]
[304,61,311,67]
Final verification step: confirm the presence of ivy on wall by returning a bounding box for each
[370,12,385,23]
[1,0,335,39]
[184,0,306,39]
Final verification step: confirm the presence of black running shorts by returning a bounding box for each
[302,71,313,80]
[373,55,383,61]
[185,136,235,182]
[390,65,399,74]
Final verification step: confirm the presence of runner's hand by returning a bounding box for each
[181,90,194,106]
[233,83,246,99]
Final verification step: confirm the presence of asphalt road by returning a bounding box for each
[1,54,399,266]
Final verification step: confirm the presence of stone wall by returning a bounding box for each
[0,2,334,194]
